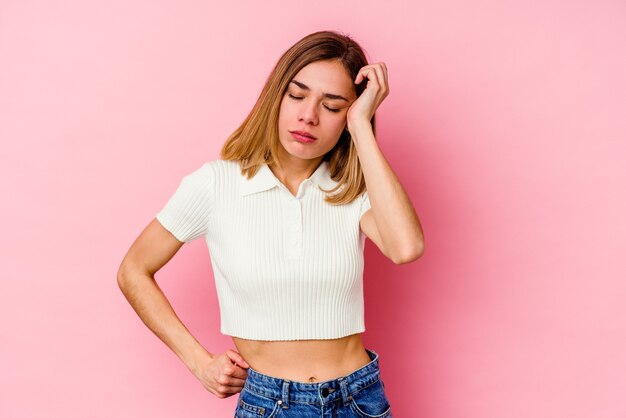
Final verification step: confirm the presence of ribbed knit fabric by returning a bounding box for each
[156,159,371,341]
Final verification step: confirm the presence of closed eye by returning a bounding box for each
[288,94,340,113]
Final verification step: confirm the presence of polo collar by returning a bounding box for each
[239,161,338,196]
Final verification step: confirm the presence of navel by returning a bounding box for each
[308,376,318,383]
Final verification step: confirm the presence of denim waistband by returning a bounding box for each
[243,348,381,406]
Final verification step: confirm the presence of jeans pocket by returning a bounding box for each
[349,378,392,418]
[234,388,281,418]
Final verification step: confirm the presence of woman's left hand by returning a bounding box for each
[346,62,389,131]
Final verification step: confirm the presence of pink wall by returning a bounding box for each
[1,1,625,417]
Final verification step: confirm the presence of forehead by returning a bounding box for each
[290,60,354,96]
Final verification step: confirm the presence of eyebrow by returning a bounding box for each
[290,80,350,102]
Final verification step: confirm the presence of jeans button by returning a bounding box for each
[321,387,329,397]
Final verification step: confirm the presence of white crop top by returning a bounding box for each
[156,159,371,341]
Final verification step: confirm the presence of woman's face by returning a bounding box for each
[277,59,357,162]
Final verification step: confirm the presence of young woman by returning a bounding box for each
[117,30,424,417]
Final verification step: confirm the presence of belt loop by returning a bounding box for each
[281,380,290,408]
[339,377,351,406]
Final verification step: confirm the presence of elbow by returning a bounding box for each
[117,261,140,291]
[117,263,130,290]
[391,240,425,265]
[117,260,154,291]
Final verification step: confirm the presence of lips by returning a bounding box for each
[290,130,317,139]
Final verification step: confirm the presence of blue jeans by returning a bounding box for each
[234,348,392,417]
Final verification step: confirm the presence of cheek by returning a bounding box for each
[327,116,347,133]
[278,98,290,120]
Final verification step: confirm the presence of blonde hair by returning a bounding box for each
[220,30,375,205]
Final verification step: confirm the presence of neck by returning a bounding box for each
[269,150,324,186]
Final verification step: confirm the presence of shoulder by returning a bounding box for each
[181,159,240,181]
[199,159,241,176]
[184,159,245,196]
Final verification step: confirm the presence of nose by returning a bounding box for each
[298,100,318,125]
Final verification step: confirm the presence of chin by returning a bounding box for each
[286,150,320,161]
[279,141,316,159]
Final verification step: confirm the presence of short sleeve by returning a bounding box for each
[155,163,214,243]
[359,190,371,219]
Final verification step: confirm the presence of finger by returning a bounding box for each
[214,384,243,397]
[219,374,247,387]
[372,65,387,96]
[379,62,389,90]
[225,349,250,368]
[355,68,365,84]
[228,376,248,387]
[355,64,375,85]
[362,67,381,90]
[230,366,250,380]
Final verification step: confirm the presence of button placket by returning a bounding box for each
[285,198,302,259]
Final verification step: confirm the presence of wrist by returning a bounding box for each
[186,346,215,376]
[347,118,371,132]
[348,121,375,143]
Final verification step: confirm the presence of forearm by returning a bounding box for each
[117,269,214,374]
[351,122,424,259]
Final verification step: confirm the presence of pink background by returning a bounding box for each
[1,1,625,417]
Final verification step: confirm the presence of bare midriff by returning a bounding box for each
[231,333,372,383]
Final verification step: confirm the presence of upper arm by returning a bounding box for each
[118,218,185,279]
[154,163,214,243]
[359,208,389,258]
[358,191,390,259]
[118,162,214,279]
